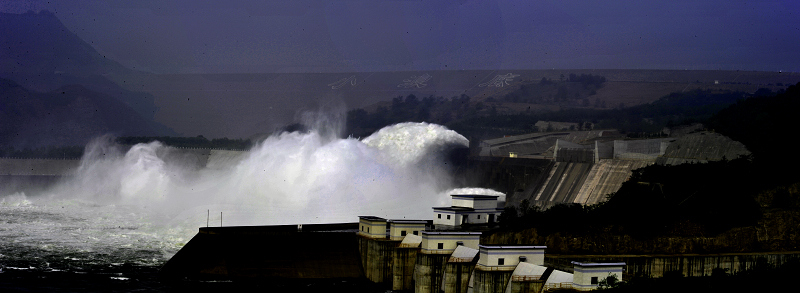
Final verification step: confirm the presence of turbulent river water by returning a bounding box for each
[0,122,499,291]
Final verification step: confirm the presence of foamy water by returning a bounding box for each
[0,122,499,274]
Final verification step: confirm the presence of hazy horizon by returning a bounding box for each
[2,1,799,142]
[3,0,798,74]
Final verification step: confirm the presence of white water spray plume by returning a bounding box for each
[11,122,487,221]
[1,121,509,261]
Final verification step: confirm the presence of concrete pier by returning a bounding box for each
[442,262,475,293]
[414,253,450,293]
[441,245,480,293]
[508,278,545,293]
[472,269,513,293]
[393,246,420,290]
[357,236,399,285]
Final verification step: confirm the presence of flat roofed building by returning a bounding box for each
[358,216,387,239]
[433,194,503,227]
[476,245,546,271]
[420,231,481,254]
[571,262,625,291]
[387,220,427,241]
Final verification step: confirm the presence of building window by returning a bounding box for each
[447,215,451,220]
[401,231,407,236]
[438,214,441,219]
[477,215,481,219]
[438,243,444,249]
[413,231,418,235]
[498,258,504,265]
[591,277,598,284]
[367,227,370,233]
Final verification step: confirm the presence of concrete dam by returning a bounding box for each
[161,220,622,292]
[474,130,751,209]
[4,128,747,211]
[161,220,800,292]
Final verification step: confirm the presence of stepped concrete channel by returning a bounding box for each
[488,130,752,209]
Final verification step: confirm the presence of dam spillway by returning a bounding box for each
[475,130,751,209]
[162,217,800,291]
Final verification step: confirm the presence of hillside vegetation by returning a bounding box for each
[0,78,172,148]
[345,81,775,140]
[486,82,800,254]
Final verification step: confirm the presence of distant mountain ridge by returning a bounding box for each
[0,10,175,146]
[0,10,167,123]
[3,11,799,141]
[0,78,171,147]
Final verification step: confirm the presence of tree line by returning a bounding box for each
[449,88,760,139]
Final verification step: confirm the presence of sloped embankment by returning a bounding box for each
[656,131,750,165]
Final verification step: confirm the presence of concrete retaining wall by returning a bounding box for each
[613,139,669,161]
[657,132,750,166]
[555,148,595,163]
[623,253,800,278]
[549,252,800,279]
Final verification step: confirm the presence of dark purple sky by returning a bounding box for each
[3,0,799,73]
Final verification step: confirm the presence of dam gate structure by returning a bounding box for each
[162,220,800,292]
[472,130,751,210]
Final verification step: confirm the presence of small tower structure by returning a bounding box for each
[358,216,387,239]
[571,262,626,291]
[387,219,427,241]
[420,231,481,254]
[433,194,503,228]
[475,245,546,270]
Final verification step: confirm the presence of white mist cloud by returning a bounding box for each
[48,122,482,229]
[1,121,508,260]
